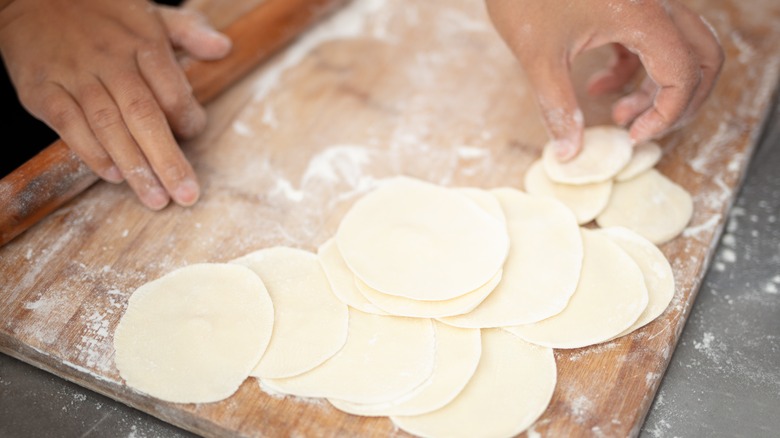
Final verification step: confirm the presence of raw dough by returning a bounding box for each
[456,187,507,226]
[327,322,481,417]
[505,229,648,349]
[543,126,633,184]
[615,141,663,182]
[440,188,582,328]
[596,169,694,244]
[354,270,502,318]
[391,329,556,438]
[523,159,613,224]
[597,227,675,338]
[336,176,509,300]
[318,238,388,315]
[262,309,436,404]
[113,263,274,403]
[232,247,349,379]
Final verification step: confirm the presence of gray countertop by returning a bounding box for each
[2,99,779,437]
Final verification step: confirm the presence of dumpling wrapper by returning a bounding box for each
[596,169,693,244]
[597,227,676,338]
[440,188,582,328]
[318,238,389,315]
[506,229,649,349]
[524,159,612,224]
[543,126,633,184]
[262,309,436,404]
[391,329,556,438]
[354,270,501,318]
[336,176,509,301]
[232,247,349,379]
[327,322,481,417]
[615,141,663,181]
[114,263,274,403]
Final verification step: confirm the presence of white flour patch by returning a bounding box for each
[682,213,722,238]
[694,332,715,352]
[720,248,737,263]
[232,120,255,137]
[570,395,593,424]
[564,341,621,362]
[251,0,390,103]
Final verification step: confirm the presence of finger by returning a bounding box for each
[587,44,642,96]
[108,64,200,207]
[157,6,232,60]
[524,58,585,161]
[612,76,656,127]
[74,77,171,210]
[22,82,123,183]
[136,38,207,139]
[667,2,724,122]
[622,14,702,143]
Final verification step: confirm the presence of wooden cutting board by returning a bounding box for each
[1,0,779,436]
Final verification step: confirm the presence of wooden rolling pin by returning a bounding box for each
[0,0,349,247]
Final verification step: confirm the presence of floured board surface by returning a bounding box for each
[1,0,779,436]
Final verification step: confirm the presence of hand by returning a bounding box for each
[485,0,724,160]
[0,0,231,209]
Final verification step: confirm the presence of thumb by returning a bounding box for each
[157,6,232,61]
[525,60,584,161]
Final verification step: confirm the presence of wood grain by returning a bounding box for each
[1,0,779,437]
[0,0,348,248]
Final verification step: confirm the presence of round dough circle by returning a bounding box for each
[596,169,693,244]
[597,227,676,338]
[505,229,649,349]
[543,126,633,184]
[336,176,509,300]
[232,247,349,379]
[318,238,389,315]
[327,322,481,417]
[440,188,583,328]
[355,270,501,318]
[615,141,663,182]
[524,160,613,224]
[113,263,274,403]
[391,329,556,438]
[262,310,436,404]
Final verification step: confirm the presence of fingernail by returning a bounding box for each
[200,24,232,47]
[174,179,200,207]
[104,166,124,183]
[146,187,170,211]
[553,138,577,161]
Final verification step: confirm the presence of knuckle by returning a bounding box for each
[43,98,80,130]
[89,107,124,131]
[124,94,162,122]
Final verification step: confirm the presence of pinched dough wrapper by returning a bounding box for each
[336,176,509,301]
[597,227,676,338]
[596,169,694,244]
[524,160,613,224]
[232,247,349,379]
[391,329,556,438]
[113,263,274,404]
[262,309,436,404]
[505,229,649,349]
[440,188,583,328]
[543,126,633,184]
[328,322,481,417]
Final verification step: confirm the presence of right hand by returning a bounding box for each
[485,0,724,161]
